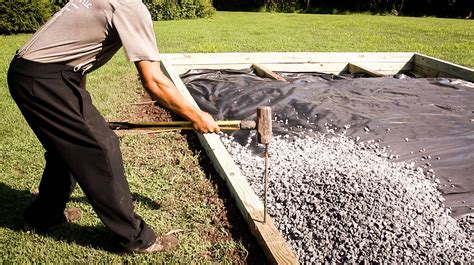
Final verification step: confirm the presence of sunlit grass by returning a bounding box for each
[0,11,472,262]
[154,12,473,67]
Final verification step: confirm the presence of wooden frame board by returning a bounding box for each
[159,52,474,264]
[161,52,473,81]
[344,63,385,77]
[413,53,474,81]
[160,57,299,264]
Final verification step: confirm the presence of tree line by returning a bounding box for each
[1,0,215,35]
[213,0,473,18]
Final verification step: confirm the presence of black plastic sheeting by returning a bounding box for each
[181,69,474,219]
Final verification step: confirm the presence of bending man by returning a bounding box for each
[7,0,219,253]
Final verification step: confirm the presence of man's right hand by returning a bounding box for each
[191,111,220,134]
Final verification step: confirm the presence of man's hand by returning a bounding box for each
[135,60,220,134]
[192,111,220,133]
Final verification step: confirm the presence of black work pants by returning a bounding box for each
[7,57,156,250]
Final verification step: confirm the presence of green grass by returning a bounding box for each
[0,11,473,262]
[0,33,244,263]
[155,12,474,67]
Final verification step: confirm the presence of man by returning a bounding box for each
[7,0,220,253]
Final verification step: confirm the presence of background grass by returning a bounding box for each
[155,12,474,67]
[0,12,473,262]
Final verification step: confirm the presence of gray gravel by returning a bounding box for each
[220,132,474,263]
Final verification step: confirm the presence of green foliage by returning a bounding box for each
[144,0,215,20]
[50,0,68,8]
[259,0,300,13]
[0,0,214,35]
[0,0,57,35]
[214,0,473,18]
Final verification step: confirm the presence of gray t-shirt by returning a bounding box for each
[17,0,160,73]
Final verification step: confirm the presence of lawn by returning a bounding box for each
[0,11,472,263]
[154,12,473,67]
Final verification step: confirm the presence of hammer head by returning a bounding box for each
[256,106,272,144]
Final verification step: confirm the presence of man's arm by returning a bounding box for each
[135,60,220,133]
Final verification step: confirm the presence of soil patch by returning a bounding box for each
[124,94,266,264]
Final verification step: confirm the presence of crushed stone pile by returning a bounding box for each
[220,132,474,263]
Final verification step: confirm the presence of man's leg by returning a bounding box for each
[23,151,77,229]
[8,59,156,250]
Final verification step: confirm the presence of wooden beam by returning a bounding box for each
[413,53,474,82]
[161,52,416,65]
[252,63,287,81]
[171,62,413,76]
[160,57,299,265]
[162,52,416,75]
[345,63,385,77]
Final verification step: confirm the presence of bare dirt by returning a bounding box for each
[125,94,267,264]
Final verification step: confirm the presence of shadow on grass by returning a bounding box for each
[0,182,32,231]
[70,192,161,210]
[0,182,140,254]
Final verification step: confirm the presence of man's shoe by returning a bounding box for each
[131,234,179,254]
[23,207,82,233]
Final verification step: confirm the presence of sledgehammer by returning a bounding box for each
[256,106,272,223]
[108,120,257,131]
[108,106,273,221]
[108,108,272,133]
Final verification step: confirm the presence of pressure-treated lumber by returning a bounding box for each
[163,52,473,80]
[161,52,416,65]
[413,53,474,82]
[172,62,412,76]
[162,52,415,75]
[160,57,299,265]
[346,63,385,77]
[252,63,287,81]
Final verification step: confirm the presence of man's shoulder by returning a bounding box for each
[109,0,144,6]
[108,0,146,11]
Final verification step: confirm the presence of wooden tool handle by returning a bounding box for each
[108,120,254,131]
